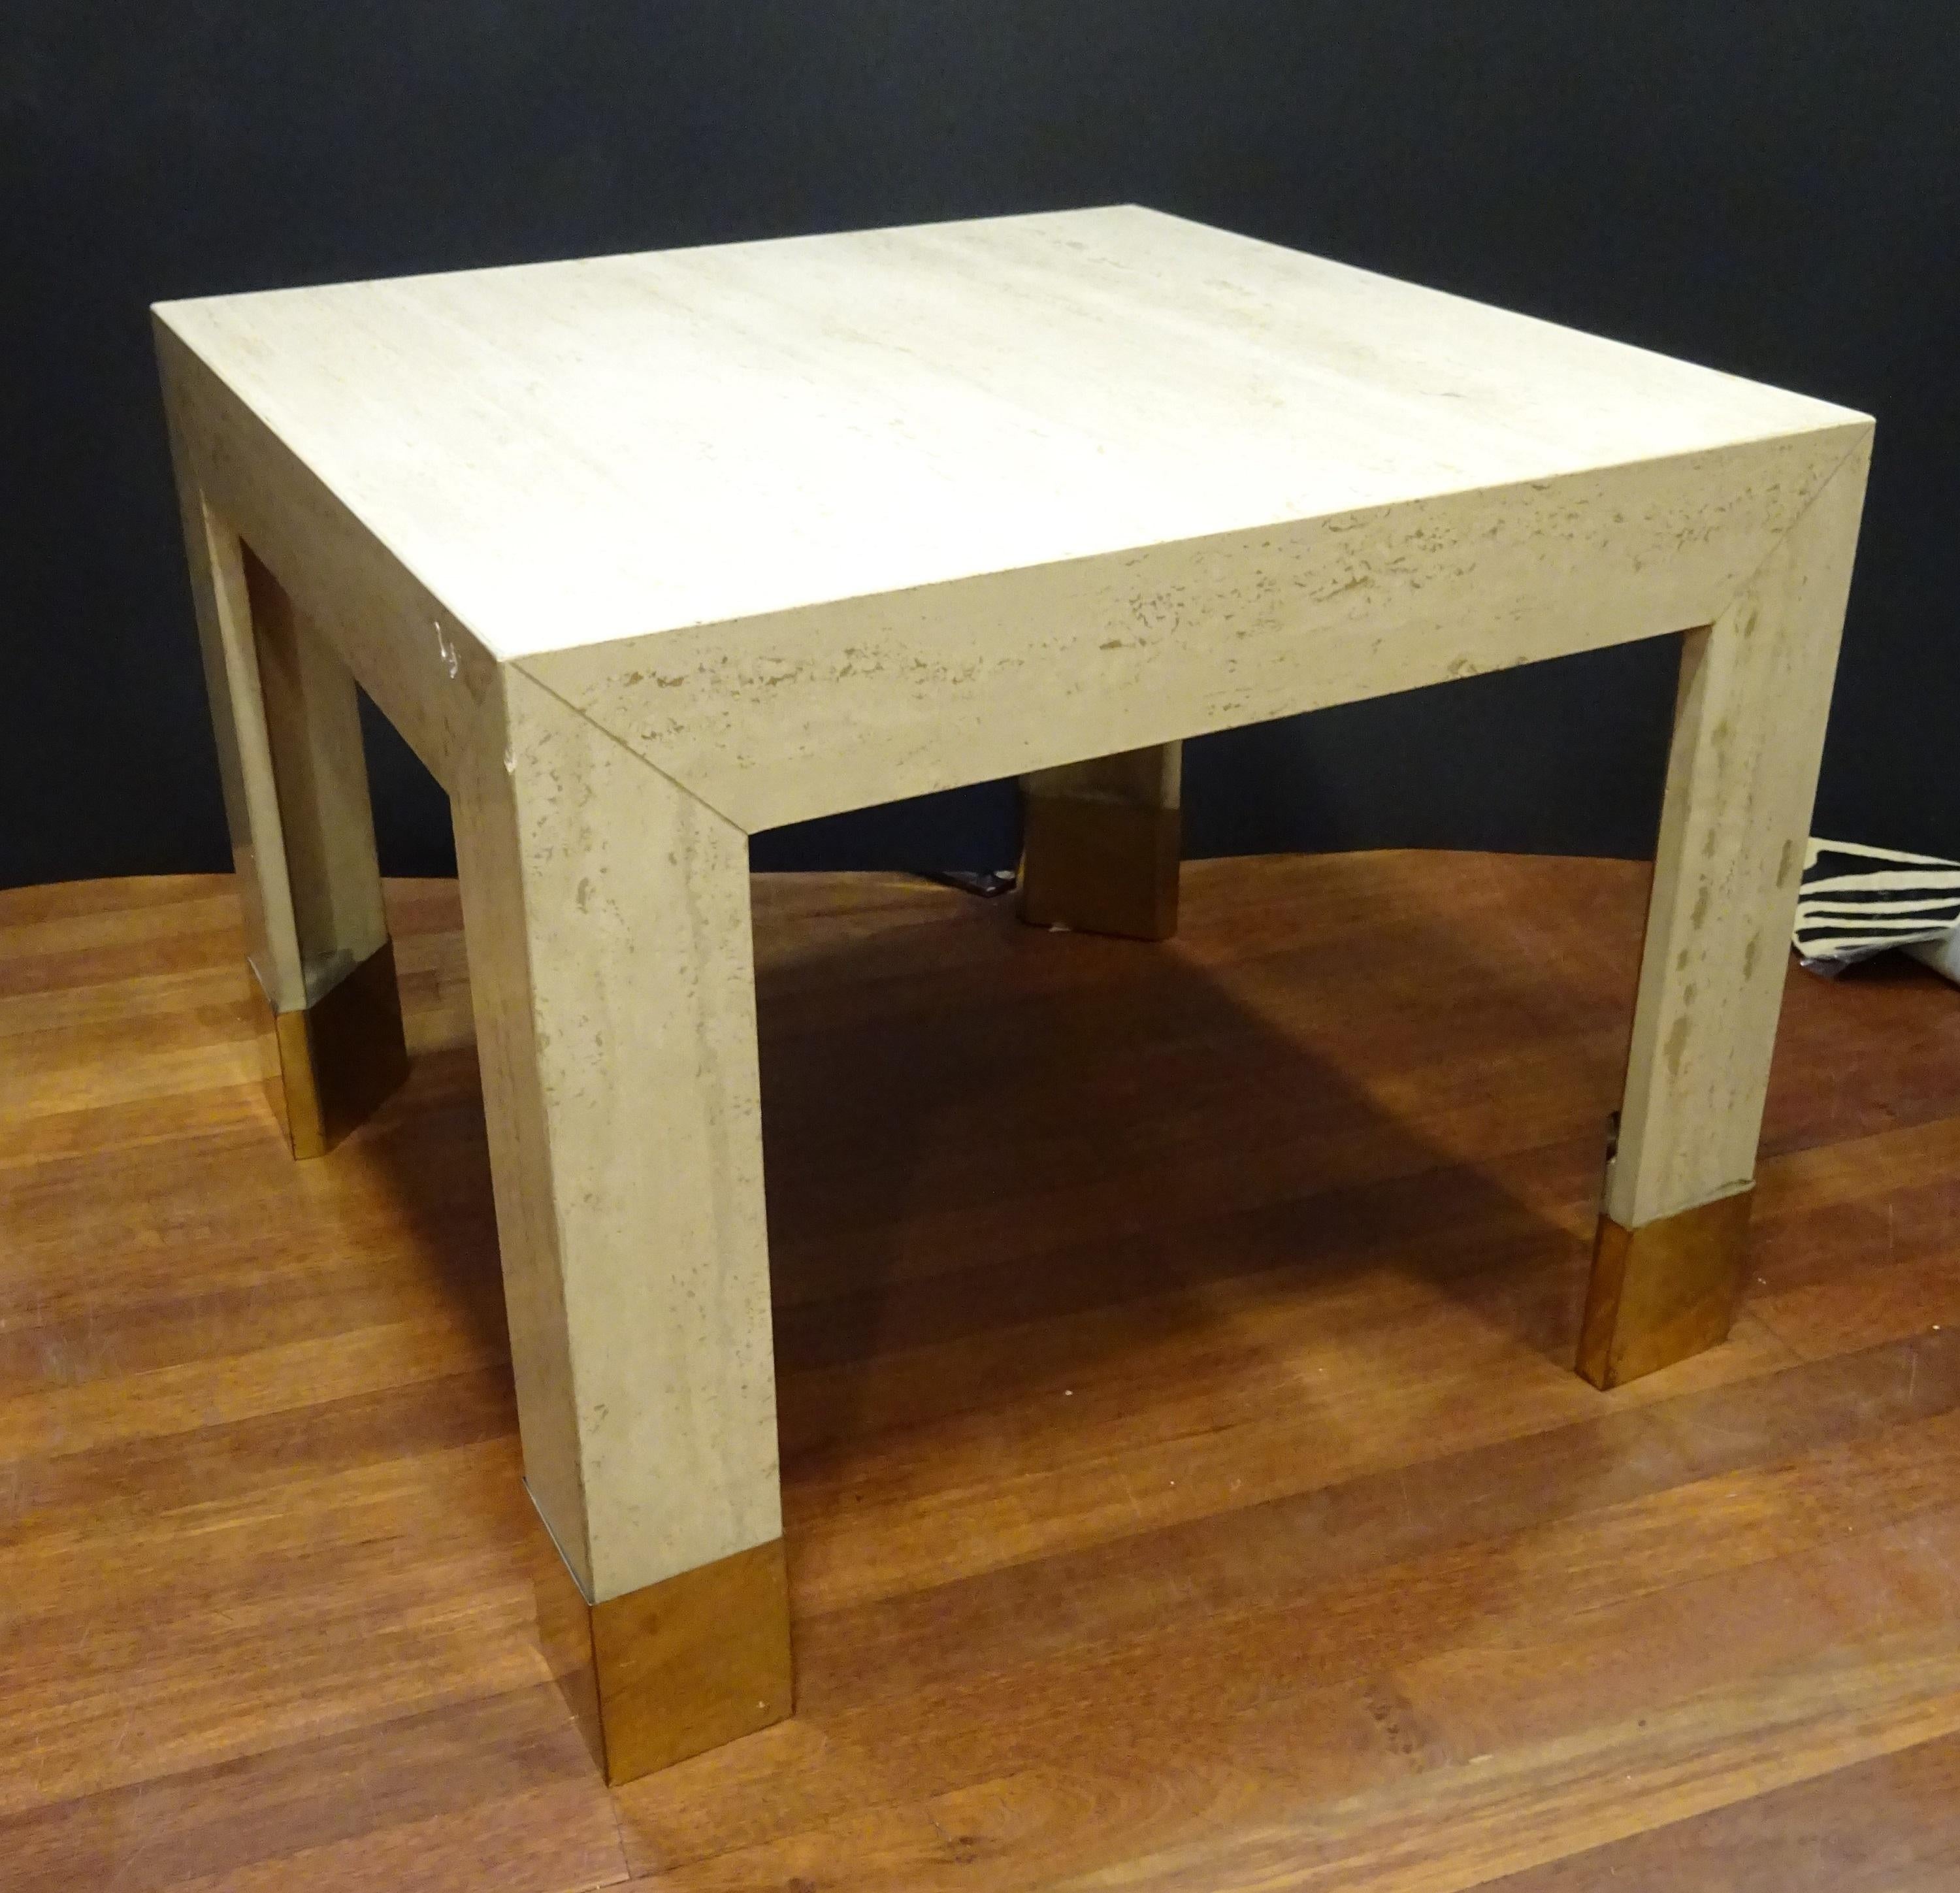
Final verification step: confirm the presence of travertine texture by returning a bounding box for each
[157,208,1869,827]
[1610,441,1874,1228]
[452,668,779,1602]
[165,472,301,1011]
[155,205,1873,1613]
[157,327,497,789]
[154,208,1861,662]
[242,553,388,1005]
[1024,743,1184,810]
[161,406,387,1016]
[532,435,1864,833]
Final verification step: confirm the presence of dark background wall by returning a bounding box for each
[4,3,1955,889]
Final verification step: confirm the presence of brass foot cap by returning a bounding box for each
[534,1534,793,1785]
[1579,1188,1752,1389]
[255,938,410,1158]
[1019,797,1181,942]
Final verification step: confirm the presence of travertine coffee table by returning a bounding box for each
[155,208,1870,1782]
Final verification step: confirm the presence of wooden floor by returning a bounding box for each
[5,853,1960,1890]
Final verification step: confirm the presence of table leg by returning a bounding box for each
[178,494,406,1157]
[1580,442,1870,1388]
[1019,742,1183,940]
[453,667,788,1783]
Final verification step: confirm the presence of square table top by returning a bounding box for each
[155,205,1863,665]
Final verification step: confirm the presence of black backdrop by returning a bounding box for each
[5,3,1955,889]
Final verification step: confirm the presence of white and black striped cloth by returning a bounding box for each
[1793,837,1960,974]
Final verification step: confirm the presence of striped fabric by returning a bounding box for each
[1793,837,1960,974]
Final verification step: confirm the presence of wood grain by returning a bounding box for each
[2,851,1957,1890]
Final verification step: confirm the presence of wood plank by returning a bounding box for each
[1051,1627,1960,1892]
[1477,1726,1960,1891]
[2,856,1955,1888]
